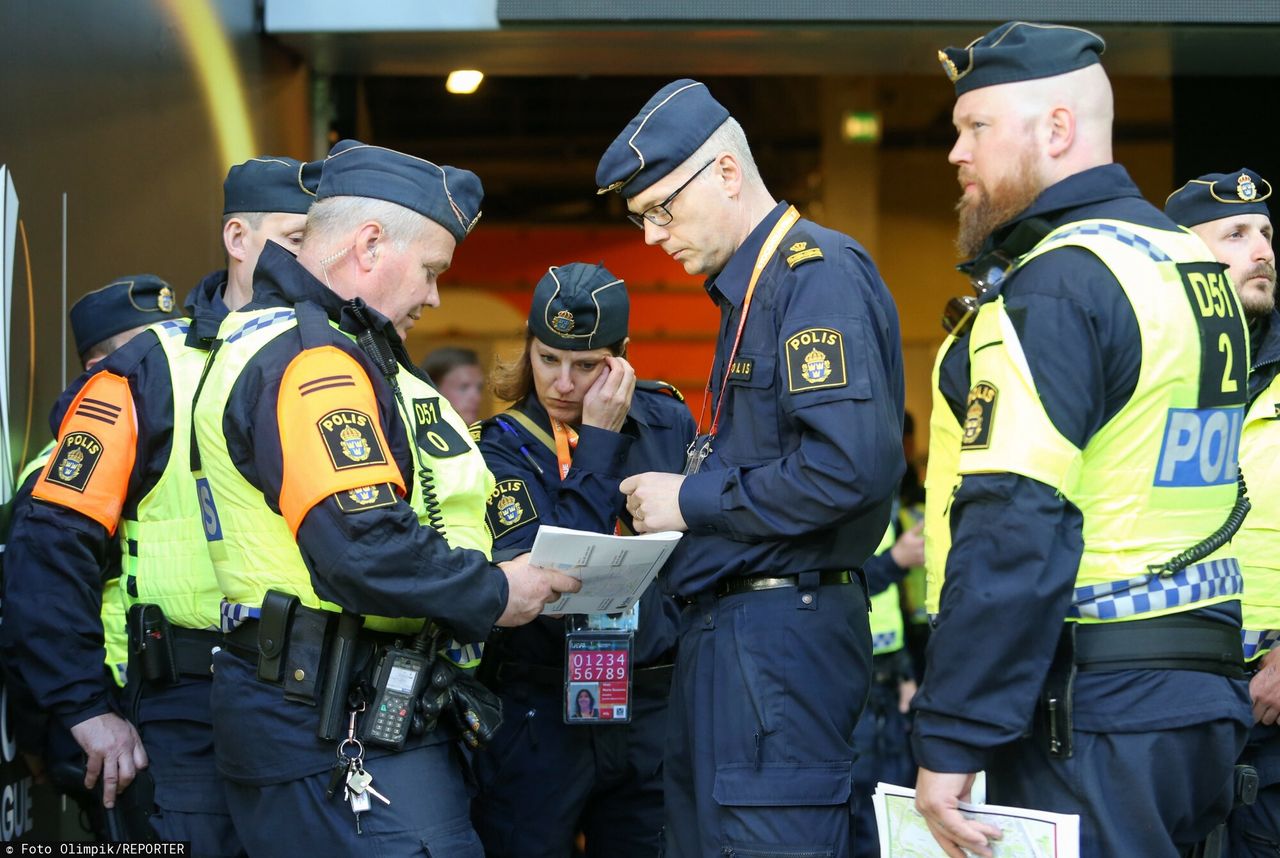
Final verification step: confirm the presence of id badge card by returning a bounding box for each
[564,630,633,725]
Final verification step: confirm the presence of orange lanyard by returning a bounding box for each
[551,418,578,480]
[693,205,802,440]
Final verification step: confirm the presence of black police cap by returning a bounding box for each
[596,79,730,198]
[938,22,1105,97]
[222,156,320,216]
[528,263,628,351]
[1165,168,1272,228]
[70,274,180,359]
[318,140,483,244]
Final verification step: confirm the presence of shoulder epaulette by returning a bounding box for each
[468,420,483,443]
[636,379,685,402]
[782,230,824,269]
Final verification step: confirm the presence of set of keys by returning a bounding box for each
[326,707,391,833]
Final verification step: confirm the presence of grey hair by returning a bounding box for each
[685,117,762,186]
[302,196,431,252]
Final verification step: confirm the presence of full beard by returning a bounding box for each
[955,153,1045,259]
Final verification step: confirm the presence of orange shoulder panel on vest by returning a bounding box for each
[32,372,137,535]
[277,345,406,536]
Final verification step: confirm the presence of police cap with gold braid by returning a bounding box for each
[938,21,1105,97]
[1164,168,1273,228]
[222,156,320,215]
[318,139,483,244]
[596,79,730,198]
[528,262,628,351]
[70,274,181,361]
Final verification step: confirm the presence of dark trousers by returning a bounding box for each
[471,681,666,857]
[134,677,244,856]
[664,582,871,858]
[987,717,1245,858]
[1228,723,1280,856]
[851,679,914,858]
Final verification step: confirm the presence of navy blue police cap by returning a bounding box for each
[938,22,1105,97]
[1165,168,1273,228]
[318,139,483,244]
[529,263,629,351]
[596,79,730,198]
[70,274,180,359]
[222,156,320,216]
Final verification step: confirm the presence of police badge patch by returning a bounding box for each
[46,431,103,493]
[486,478,538,540]
[962,381,998,449]
[317,409,388,471]
[334,482,397,513]
[785,327,847,393]
[1238,173,1258,201]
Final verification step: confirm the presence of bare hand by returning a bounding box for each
[898,678,918,715]
[620,472,688,533]
[1251,648,1280,724]
[69,712,148,808]
[581,356,636,433]
[890,522,925,569]
[497,554,583,627]
[915,768,1003,858]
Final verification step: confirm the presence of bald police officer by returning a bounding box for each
[473,262,692,857]
[599,80,905,857]
[2,157,319,853]
[1166,168,1280,856]
[914,23,1252,857]
[191,140,577,855]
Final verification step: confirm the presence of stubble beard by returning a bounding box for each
[1238,262,1277,319]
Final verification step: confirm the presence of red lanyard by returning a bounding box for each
[692,206,802,439]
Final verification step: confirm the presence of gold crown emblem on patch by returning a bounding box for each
[790,241,808,253]
[498,495,516,509]
[340,426,362,442]
[66,448,85,463]
[552,309,576,334]
[805,347,826,363]
[938,50,960,82]
[1238,173,1258,202]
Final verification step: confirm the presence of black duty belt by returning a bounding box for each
[1073,613,1244,679]
[493,661,675,693]
[223,611,402,680]
[714,569,852,600]
[170,627,220,678]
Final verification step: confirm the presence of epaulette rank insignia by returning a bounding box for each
[469,420,483,443]
[635,379,685,402]
[785,240,823,269]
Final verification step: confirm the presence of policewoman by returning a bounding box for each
[472,262,692,857]
[190,140,576,856]
[912,24,1253,857]
[601,80,906,857]
[3,155,317,854]
[1166,169,1280,856]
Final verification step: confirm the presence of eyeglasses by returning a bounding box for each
[626,159,716,229]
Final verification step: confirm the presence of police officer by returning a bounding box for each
[2,274,179,838]
[913,23,1253,857]
[599,81,905,857]
[1165,168,1280,855]
[1,156,319,853]
[472,262,692,856]
[852,519,923,858]
[190,140,577,856]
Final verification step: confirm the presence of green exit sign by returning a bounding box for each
[842,111,881,143]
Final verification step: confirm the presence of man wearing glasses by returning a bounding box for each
[599,79,905,858]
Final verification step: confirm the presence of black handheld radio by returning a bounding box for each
[359,625,440,749]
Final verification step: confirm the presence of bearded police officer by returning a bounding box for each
[2,157,319,852]
[599,80,905,857]
[1166,168,1280,856]
[913,23,1253,857]
[473,262,692,856]
[191,140,577,855]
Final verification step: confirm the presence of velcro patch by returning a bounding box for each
[45,431,103,493]
[727,357,754,383]
[412,397,470,458]
[317,409,388,470]
[961,381,998,448]
[785,327,846,393]
[486,478,538,540]
[334,482,398,513]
